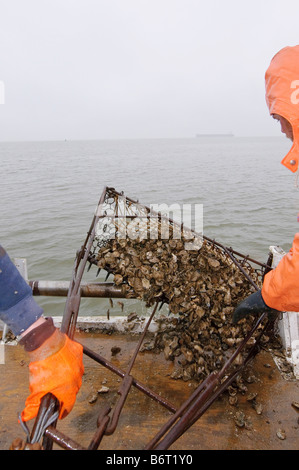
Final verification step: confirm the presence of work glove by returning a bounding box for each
[19,317,84,422]
[232,289,280,324]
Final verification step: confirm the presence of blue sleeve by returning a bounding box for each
[0,245,43,336]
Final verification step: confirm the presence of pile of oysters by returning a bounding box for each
[96,228,269,383]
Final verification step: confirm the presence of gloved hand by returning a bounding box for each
[232,289,280,324]
[19,318,84,422]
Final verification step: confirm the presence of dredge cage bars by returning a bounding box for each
[24,186,276,450]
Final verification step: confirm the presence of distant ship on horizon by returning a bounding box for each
[196,132,234,137]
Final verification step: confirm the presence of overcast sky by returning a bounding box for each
[0,0,299,141]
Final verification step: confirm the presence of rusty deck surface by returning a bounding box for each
[0,331,298,451]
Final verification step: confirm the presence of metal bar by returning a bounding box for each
[222,246,260,291]
[61,186,108,337]
[105,302,160,435]
[87,415,110,450]
[29,280,129,298]
[144,371,218,450]
[105,375,134,435]
[44,426,87,450]
[88,406,111,450]
[30,393,60,445]
[126,302,159,376]
[82,344,177,413]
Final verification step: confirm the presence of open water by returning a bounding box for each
[0,137,298,317]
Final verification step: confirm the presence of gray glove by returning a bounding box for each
[232,289,280,324]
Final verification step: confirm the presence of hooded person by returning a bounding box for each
[233,45,299,323]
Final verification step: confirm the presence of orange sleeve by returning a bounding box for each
[262,233,299,312]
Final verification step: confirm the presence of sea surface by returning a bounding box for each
[0,137,298,318]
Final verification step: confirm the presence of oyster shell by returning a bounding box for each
[96,234,265,384]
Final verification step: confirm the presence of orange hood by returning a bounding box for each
[265,45,299,172]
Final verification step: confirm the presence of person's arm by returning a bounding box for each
[20,316,47,337]
[0,245,43,336]
[233,233,299,324]
[0,244,84,422]
[261,233,299,312]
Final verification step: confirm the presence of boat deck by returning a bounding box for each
[0,331,298,451]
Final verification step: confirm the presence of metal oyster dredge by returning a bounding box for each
[20,186,277,450]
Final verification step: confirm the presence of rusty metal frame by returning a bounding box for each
[27,186,276,450]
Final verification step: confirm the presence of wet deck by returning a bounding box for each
[0,331,298,451]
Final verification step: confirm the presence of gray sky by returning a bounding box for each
[0,0,299,141]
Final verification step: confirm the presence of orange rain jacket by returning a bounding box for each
[262,45,299,312]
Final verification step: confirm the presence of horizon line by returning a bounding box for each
[0,134,285,144]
